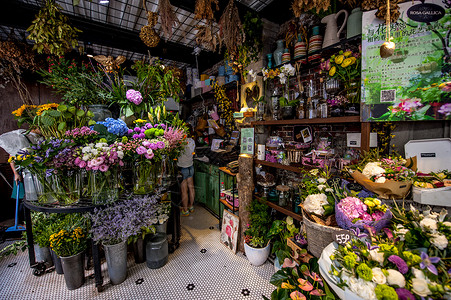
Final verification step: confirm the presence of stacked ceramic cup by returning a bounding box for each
[294,35,307,63]
[281,49,291,64]
[308,26,322,62]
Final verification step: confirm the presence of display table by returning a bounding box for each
[23,181,181,292]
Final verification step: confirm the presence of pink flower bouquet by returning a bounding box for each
[335,196,392,232]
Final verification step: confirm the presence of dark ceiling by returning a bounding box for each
[0,0,293,71]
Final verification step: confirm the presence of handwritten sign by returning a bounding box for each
[332,230,353,245]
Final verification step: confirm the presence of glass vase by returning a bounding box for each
[88,169,119,205]
[33,171,58,204]
[133,161,161,195]
[53,170,81,206]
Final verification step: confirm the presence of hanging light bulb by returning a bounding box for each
[380,0,395,58]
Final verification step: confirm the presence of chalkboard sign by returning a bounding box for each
[332,230,353,245]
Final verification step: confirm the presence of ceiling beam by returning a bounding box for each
[0,0,225,71]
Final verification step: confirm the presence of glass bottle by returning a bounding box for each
[271,87,280,120]
[297,99,305,119]
[318,78,328,118]
[307,98,314,119]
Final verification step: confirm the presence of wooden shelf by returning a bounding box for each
[251,116,360,126]
[219,198,239,212]
[254,159,312,173]
[255,196,302,222]
[219,167,237,176]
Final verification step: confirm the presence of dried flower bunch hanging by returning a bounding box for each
[195,24,221,52]
[140,11,160,48]
[0,40,40,73]
[26,0,81,56]
[376,0,401,23]
[194,0,219,21]
[361,0,378,11]
[339,0,359,9]
[291,0,331,16]
[219,0,244,57]
[159,0,179,40]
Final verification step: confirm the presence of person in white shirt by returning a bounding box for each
[177,126,196,216]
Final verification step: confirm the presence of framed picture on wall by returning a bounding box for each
[220,210,239,254]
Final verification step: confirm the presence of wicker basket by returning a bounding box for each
[302,210,342,258]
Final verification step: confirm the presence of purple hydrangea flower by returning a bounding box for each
[388,255,408,274]
[438,103,451,117]
[126,89,143,105]
[136,146,147,155]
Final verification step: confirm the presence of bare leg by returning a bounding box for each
[187,176,195,207]
[181,179,188,211]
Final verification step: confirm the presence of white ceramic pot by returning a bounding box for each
[244,242,270,266]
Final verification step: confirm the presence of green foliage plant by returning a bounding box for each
[268,216,300,264]
[27,0,81,56]
[244,199,272,248]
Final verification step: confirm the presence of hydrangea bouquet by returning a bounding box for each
[335,196,392,232]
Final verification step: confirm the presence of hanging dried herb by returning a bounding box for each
[195,23,221,52]
[375,0,401,23]
[140,11,160,48]
[219,0,244,57]
[291,0,331,16]
[194,0,219,21]
[26,0,81,56]
[159,0,179,40]
[361,0,378,11]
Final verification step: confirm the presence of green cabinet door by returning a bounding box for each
[194,171,207,205]
[207,173,220,215]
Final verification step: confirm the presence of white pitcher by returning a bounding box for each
[321,10,349,48]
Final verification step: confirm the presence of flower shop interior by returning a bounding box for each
[0,0,451,299]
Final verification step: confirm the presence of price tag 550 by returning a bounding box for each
[332,230,353,245]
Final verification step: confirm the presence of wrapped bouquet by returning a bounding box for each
[335,196,392,232]
[349,151,416,199]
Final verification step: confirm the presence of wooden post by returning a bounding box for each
[360,122,371,152]
[237,154,254,253]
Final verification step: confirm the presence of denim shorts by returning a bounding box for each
[180,165,194,180]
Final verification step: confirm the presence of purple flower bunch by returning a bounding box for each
[90,191,163,244]
[74,141,125,172]
[135,139,166,160]
[127,123,166,139]
[126,89,143,105]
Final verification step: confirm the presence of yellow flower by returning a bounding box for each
[350,57,357,65]
[344,51,352,57]
[364,200,375,207]
[335,55,344,64]
[8,156,14,163]
[329,66,336,77]
[133,119,147,124]
[36,103,59,116]
[12,104,37,117]
[341,58,353,68]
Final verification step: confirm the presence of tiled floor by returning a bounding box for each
[0,206,275,300]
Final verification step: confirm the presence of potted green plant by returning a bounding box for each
[279,96,300,119]
[243,199,272,266]
[268,216,300,270]
[49,213,89,290]
[32,212,57,267]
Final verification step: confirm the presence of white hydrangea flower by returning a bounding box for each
[303,193,328,216]
[362,162,386,178]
